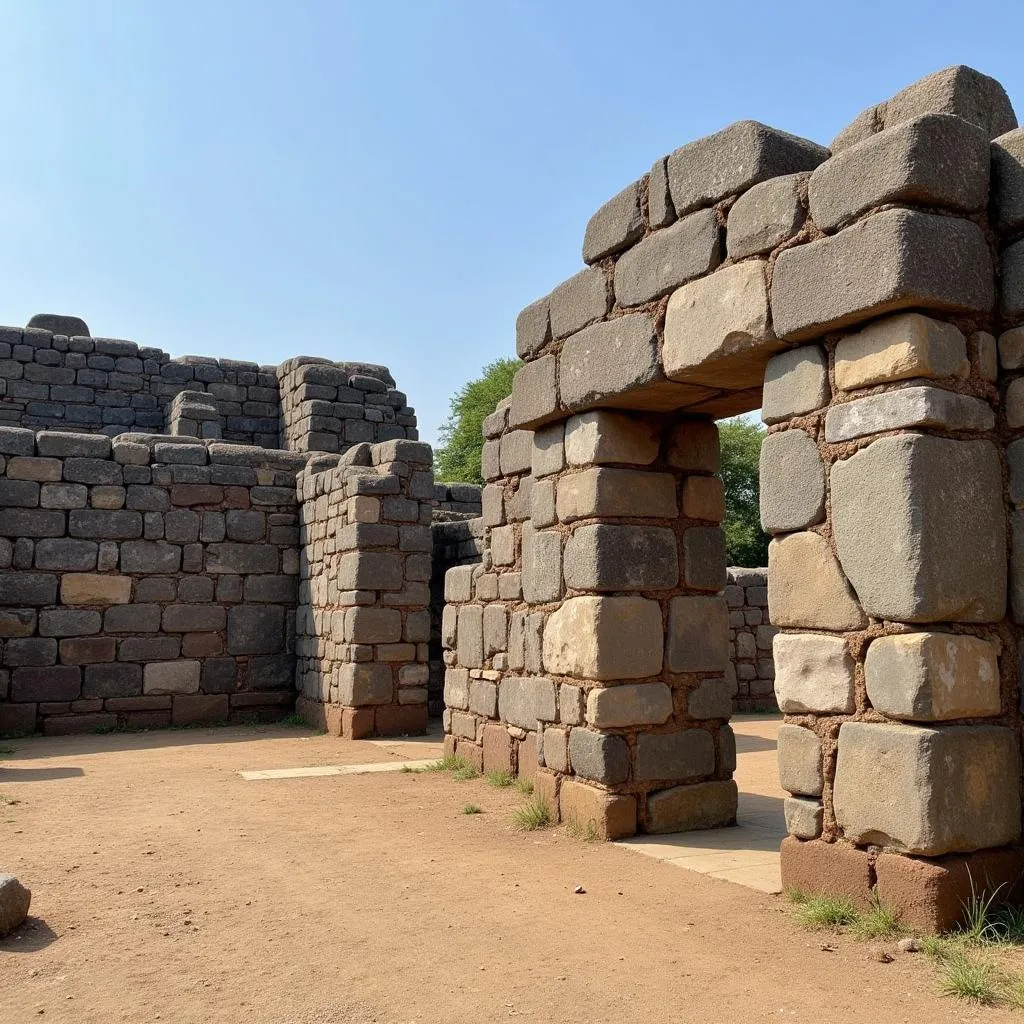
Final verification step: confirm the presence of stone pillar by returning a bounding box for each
[295,439,433,737]
[443,406,737,839]
[763,316,1019,929]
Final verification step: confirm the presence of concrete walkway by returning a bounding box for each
[617,715,784,894]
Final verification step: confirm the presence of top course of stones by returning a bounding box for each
[509,65,1022,431]
[0,317,417,455]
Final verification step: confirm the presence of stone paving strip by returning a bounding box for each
[239,758,439,780]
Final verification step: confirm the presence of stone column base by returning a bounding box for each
[781,837,1024,932]
[296,697,428,739]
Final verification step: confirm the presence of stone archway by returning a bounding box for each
[442,64,1024,930]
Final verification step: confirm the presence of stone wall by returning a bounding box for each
[0,316,417,451]
[294,440,434,737]
[725,568,776,712]
[0,427,304,736]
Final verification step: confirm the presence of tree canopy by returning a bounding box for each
[718,416,769,568]
[434,357,519,484]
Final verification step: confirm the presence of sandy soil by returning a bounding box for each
[0,723,1016,1023]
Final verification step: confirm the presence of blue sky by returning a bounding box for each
[1,1,1022,444]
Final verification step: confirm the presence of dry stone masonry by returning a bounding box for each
[725,568,776,712]
[443,64,1024,928]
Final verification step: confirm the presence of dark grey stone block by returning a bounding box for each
[563,524,678,591]
[635,729,716,781]
[568,728,630,785]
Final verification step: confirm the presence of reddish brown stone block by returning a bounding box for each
[454,738,483,772]
[875,848,1024,932]
[482,723,512,774]
[443,733,457,760]
[558,779,636,840]
[517,734,539,780]
[374,704,428,736]
[170,484,224,506]
[533,769,560,822]
[779,837,873,908]
[0,703,37,736]
[43,713,116,735]
[341,707,374,739]
[124,710,172,730]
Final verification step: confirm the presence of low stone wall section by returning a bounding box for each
[0,427,306,735]
[725,568,776,711]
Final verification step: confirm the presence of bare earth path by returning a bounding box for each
[0,722,1013,1023]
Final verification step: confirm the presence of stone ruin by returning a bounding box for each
[441,64,1024,930]
[1,63,1023,931]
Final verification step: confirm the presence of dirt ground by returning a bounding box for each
[0,722,1017,1023]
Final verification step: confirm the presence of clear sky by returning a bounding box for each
[0,1,1022,444]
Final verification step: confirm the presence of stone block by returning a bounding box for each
[227,606,284,655]
[564,410,659,466]
[482,723,513,773]
[531,422,565,478]
[773,633,855,714]
[337,552,403,591]
[810,114,988,232]
[443,667,469,709]
[777,724,823,797]
[172,694,230,726]
[33,538,97,572]
[682,527,726,591]
[767,532,866,630]
[521,525,562,605]
[444,564,473,604]
[12,665,80,701]
[666,595,729,672]
[585,682,673,728]
[508,354,557,429]
[784,798,823,840]
[834,722,1021,855]
[563,523,678,591]
[60,574,132,606]
[541,727,568,773]
[338,663,393,705]
[1008,379,1024,429]
[469,678,498,717]
[666,120,827,217]
[726,172,807,260]
[39,609,101,638]
[834,312,969,391]
[681,476,724,522]
[498,675,556,730]
[992,128,1024,234]
[456,605,483,668]
[568,728,630,785]
[0,609,35,637]
[515,296,550,360]
[582,179,644,263]
[543,595,662,680]
[345,607,402,644]
[120,540,182,573]
[687,677,731,719]
[823,386,993,443]
[143,661,200,695]
[875,848,1024,933]
[613,208,720,306]
[559,779,636,840]
[4,637,57,666]
[549,266,610,340]
[558,313,660,409]
[864,632,1000,721]
[830,65,1016,152]
[771,209,994,341]
[499,430,533,476]
[556,467,675,521]
[644,780,737,834]
[665,418,719,472]
[779,837,873,907]
[663,261,777,389]
[635,728,715,782]
[758,429,825,533]
[830,435,1005,622]
[82,663,142,698]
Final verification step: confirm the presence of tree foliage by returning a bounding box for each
[718,416,769,568]
[434,358,519,483]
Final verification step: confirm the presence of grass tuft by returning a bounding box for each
[423,755,468,773]
[486,770,514,788]
[451,764,480,781]
[938,950,1000,1005]
[277,712,308,727]
[788,890,859,930]
[511,797,551,831]
[851,894,903,940]
[462,804,483,815]
[514,778,534,796]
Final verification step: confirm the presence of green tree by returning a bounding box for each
[718,416,769,568]
[434,357,519,483]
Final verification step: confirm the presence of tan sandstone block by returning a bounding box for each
[559,779,636,840]
[644,780,738,834]
[556,467,676,521]
[835,312,969,391]
[682,476,725,521]
[865,632,1000,721]
[767,533,866,630]
[542,596,663,680]
[773,632,855,714]
[586,683,673,728]
[663,261,779,389]
[60,574,132,606]
[564,410,659,466]
[777,724,823,797]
